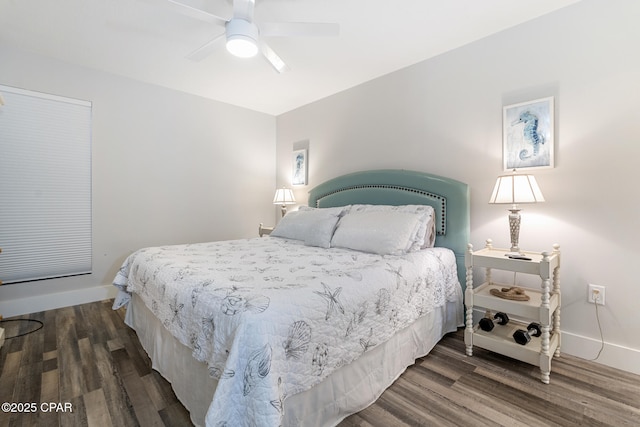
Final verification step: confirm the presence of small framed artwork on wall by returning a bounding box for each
[503,96,554,170]
[292,148,307,185]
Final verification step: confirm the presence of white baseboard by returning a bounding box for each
[561,331,640,376]
[0,284,117,319]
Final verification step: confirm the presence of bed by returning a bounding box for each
[112,169,470,426]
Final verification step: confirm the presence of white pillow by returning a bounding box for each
[270,208,343,248]
[350,204,436,249]
[298,205,351,216]
[331,210,425,255]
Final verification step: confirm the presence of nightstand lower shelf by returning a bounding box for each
[468,320,560,368]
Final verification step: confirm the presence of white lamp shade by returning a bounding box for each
[273,188,296,205]
[489,173,545,205]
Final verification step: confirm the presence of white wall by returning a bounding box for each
[0,45,276,317]
[276,0,640,374]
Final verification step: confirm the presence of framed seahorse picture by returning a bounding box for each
[503,96,554,170]
[292,148,308,185]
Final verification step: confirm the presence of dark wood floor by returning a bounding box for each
[1,300,639,427]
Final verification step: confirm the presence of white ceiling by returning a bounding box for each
[0,0,580,115]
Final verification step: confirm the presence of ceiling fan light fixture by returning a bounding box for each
[226,19,259,58]
[226,36,258,58]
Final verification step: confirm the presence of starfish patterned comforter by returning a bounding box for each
[112,236,461,426]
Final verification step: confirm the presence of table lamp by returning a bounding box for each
[273,188,296,217]
[489,170,545,255]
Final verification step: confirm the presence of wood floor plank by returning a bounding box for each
[448,380,558,427]
[13,361,42,405]
[73,304,91,342]
[56,306,86,401]
[112,348,164,426]
[106,337,124,352]
[99,300,124,341]
[38,367,62,427]
[35,407,61,427]
[474,359,640,426]
[376,386,446,426]
[345,402,405,427]
[17,313,44,368]
[392,375,481,426]
[117,327,152,378]
[158,401,193,427]
[78,302,109,345]
[78,337,102,394]
[402,367,532,427]
[454,370,586,427]
[552,359,640,405]
[40,368,59,402]
[58,394,89,427]
[92,341,139,427]
[140,373,168,412]
[43,308,58,354]
[2,300,640,427]
[416,348,473,382]
[11,360,43,427]
[84,388,113,427]
[0,350,21,403]
[147,370,181,408]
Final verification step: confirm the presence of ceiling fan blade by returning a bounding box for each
[168,0,227,27]
[260,42,290,73]
[261,22,339,37]
[187,33,226,61]
[233,0,255,21]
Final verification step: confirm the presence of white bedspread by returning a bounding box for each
[112,237,461,426]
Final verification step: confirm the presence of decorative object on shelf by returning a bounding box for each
[503,96,554,170]
[478,312,509,332]
[490,286,530,301]
[292,148,308,185]
[513,322,542,345]
[489,170,544,255]
[273,188,296,217]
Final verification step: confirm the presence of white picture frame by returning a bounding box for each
[292,148,307,185]
[503,96,554,170]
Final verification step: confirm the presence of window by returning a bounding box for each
[0,85,92,284]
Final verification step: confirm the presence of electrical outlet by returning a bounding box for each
[588,284,605,305]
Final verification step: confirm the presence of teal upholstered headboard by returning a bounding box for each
[308,169,470,290]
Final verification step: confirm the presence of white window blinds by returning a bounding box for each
[0,85,92,284]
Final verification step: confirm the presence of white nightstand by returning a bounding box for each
[464,239,561,384]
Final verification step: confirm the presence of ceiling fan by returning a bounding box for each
[168,0,339,73]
